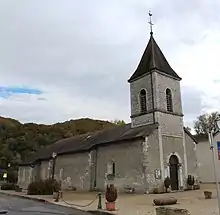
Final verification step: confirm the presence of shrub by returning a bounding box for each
[7,171,18,184]
[187,175,195,186]
[1,183,16,190]
[105,184,117,202]
[27,179,60,195]
[164,177,171,192]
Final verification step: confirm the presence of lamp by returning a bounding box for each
[52,152,57,159]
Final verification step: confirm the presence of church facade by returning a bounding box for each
[18,33,199,193]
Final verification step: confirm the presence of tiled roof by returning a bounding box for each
[128,35,181,82]
[20,123,159,166]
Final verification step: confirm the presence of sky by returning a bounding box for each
[0,0,219,129]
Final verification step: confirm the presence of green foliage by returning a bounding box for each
[193,112,220,135]
[164,177,171,192]
[105,184,118,202]
[0,117,116,171]
[187,175,195,186]
[6,170,18,184]
[1,183,16,190]
[27,179,61,195]
[111,119,126,126]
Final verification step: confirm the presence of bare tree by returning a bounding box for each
[193,112,220,134]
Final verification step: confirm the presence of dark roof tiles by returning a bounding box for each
[128,35,181,82]
[20,123,159,166]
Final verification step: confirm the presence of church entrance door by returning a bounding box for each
[169,155,179,190]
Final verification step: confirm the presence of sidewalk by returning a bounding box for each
[0,184,219,215]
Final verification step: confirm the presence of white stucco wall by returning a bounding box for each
[196,132,220,183]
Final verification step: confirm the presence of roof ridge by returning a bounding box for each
[151,35,156,68]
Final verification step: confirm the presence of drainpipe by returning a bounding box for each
[51,152,57,181]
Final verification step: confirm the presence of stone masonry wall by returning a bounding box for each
[144,129,162,193]
[54,152,91,191]
[185,132,198,179]
[130,74,154,127]
[153,72,182,115]
[162,135,185,189]
[96,139,145,193]
[17,166,33,189]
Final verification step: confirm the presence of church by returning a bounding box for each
[18,29,199,194]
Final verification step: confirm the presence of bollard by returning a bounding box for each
[97,192,102,209]
[54,191,60,202]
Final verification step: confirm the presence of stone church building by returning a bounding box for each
[18,32,198,193]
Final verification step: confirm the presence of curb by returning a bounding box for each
[0,192,115,215]
[0,192,48,203]
[87,210,115,215]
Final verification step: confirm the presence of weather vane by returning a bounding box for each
[148,10,153,35]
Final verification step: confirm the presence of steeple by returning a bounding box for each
[128,14,181,83]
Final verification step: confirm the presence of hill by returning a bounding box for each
[0,117,124,170]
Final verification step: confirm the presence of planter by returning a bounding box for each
[106,201,116,211]
[204,191,212,199]
[194,184,200,190]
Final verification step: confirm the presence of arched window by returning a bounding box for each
[107,161,115,177]
[140,89,147,113]
[166,88,173,112]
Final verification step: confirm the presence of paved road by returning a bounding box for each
[0,194,94,215]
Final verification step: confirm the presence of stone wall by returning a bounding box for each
[17,166,33,189]
[95,139,145,193]
[54,152,91,191]
[130,73,154,127]
[144,129,162,192]
[184,132,198,179]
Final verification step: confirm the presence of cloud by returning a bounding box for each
[0,0,219,127]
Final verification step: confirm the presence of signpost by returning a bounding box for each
[217,141,220,160]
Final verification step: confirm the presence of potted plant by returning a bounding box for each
[187,175,195,190]
[204,191,212,199]
[105,184,118,211]
[164,176,171,193]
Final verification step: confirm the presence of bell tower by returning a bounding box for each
[128,12,183,131]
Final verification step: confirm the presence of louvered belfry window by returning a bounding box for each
[166,88,173,112]
[140,89,147,113]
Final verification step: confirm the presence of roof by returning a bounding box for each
[184,127,198,144]
[20,123,159,166]
[128,34,181,83]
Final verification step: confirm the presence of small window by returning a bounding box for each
[166,88,173,112]
[107,161,115,176]
[140,89,147,113]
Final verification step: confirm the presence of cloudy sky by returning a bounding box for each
[0,0,219,129]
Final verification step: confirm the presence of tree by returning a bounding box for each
[193,112,220,134]
[111,119,126,126]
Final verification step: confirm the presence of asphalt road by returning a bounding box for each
[0,194,94,215]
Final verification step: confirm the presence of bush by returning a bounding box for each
[164,177,171,192]
[27,179,61,195]
[1,183,16,190]
[105,184,117,202]
[7,171,18,184]
[187,175,195,186]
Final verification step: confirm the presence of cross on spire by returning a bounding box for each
[148,11,153,35]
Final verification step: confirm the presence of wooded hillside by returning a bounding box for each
[0,117,120,170]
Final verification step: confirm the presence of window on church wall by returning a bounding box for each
[140,89,147,113]
[166,88,173,112]
[107,161,115,177]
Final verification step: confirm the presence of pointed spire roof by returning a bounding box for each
[128,35,181,83]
